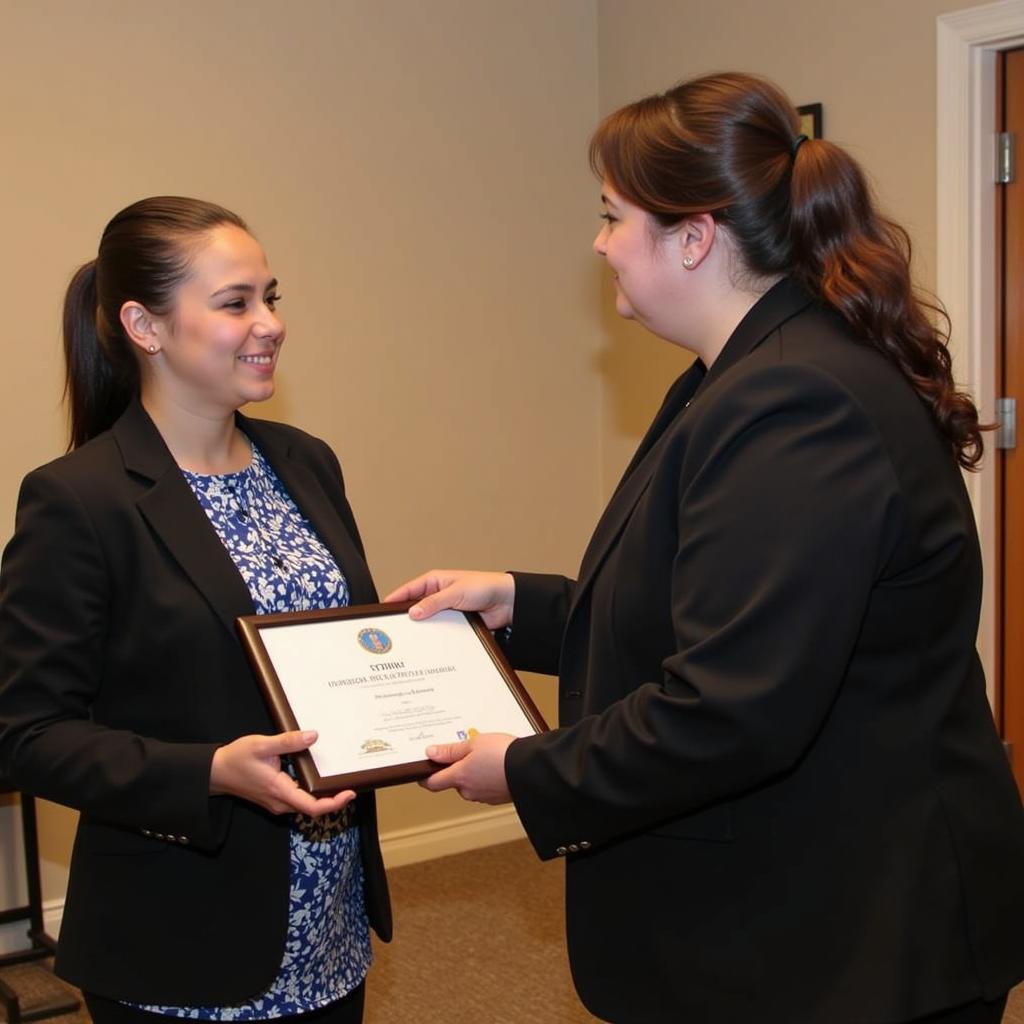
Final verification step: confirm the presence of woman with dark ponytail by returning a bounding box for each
[0,198,390,1022]
[388,74,1024,1022]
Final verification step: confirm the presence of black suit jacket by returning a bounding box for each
[0,400,391,1005]
[503,279,1024,1023]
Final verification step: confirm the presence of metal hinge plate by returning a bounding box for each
[996,397,1017,450]
[997,132,1016,184]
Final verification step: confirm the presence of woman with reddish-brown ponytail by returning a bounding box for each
[388,73,1024,1023]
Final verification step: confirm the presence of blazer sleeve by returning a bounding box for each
[503,571,575,676]
[0,467,228,850]
[506,362,906,859]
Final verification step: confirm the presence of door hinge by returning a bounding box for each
[996,397,1017,450]
[997,132,1016,184]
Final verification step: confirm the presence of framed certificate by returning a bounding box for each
[236,602,547,794]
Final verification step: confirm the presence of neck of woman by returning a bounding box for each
[141,389,251,475]
[693,273,782,369]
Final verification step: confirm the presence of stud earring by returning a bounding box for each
[147,345,157,354]
[682,255,695,269]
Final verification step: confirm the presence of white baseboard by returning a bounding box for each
[0,810,523,951]
[43,898,63,939]
[379,805,525,869]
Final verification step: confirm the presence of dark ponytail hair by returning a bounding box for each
[589,72,986,469]
[63,196,248,449]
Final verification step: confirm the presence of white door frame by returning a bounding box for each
[937,0,1024,694]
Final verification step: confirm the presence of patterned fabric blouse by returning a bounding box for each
[136,442,372,1019]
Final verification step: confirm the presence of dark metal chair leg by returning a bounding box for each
[1,788,78,1018]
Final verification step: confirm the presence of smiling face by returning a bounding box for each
[146,224,284,416]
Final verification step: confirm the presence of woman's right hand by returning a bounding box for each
[210,730,355,817]
[384,570,515,630]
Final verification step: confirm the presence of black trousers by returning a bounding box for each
[83,983,366,1024]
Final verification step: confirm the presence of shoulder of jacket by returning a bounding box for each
[244,416,330,455]
[25,433,121,487]
[702,353,869,418]
[677,350,894,475]
[709,309,904,414]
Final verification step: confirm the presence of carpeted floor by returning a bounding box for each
[2,839,1022,1023]
[364,839,596,1023]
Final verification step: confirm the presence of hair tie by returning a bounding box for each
[791,134,809,160]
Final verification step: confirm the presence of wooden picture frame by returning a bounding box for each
[237,601,547,794]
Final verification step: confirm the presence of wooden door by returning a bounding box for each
[1000,48,1024,790]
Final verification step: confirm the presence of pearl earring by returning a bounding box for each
[682,256,695,269]
[147,345,157,354]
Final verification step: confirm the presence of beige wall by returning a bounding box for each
[0,0,601,932]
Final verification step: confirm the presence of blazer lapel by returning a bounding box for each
[567,278,816,625]
[570,362,704,611]
[113,401,255,639]
[610,360,707,496]
[241,418,377,606]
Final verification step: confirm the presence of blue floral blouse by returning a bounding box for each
[136,442,372,1019]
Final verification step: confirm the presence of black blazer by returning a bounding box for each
[503,279,1024,1023]
[0,400,391,1005]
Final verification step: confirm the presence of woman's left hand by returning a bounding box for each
[210,730,356,816]
[420,733,515,804]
